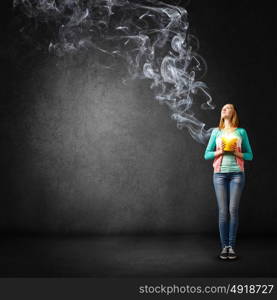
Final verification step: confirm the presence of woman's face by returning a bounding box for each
[221,104,234,120]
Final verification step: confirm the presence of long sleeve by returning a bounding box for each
[241,129,253,160]
[204,128,217,160]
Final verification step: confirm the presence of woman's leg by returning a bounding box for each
[228,172,246,248]
[213,173,229,248]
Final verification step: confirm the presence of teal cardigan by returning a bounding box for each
[204,128,253,161]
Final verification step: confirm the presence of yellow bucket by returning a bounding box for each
[221,137,238,151]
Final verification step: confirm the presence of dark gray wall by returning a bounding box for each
[1,0,275,235]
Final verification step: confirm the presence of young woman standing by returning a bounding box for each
[204,104,253,260]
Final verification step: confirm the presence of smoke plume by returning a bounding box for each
[13,0,216,143]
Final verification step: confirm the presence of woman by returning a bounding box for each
[204,103,253,260]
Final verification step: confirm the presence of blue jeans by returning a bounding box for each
[213,172,245,249]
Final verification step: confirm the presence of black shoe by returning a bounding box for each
[228,246,238,259]
[219,246,229,259]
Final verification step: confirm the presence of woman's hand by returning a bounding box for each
[215,140,225,157]
[230,141,237,153]
[220,139,226,154]
[231,142,243,158]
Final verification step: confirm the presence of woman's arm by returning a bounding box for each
[204,129,217,160]
[234,129,253,160]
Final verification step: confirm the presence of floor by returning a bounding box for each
[0,233,276,277]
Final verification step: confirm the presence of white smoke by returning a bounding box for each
[13,0,216,143]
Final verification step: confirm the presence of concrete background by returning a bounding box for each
[1,0,275,235]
